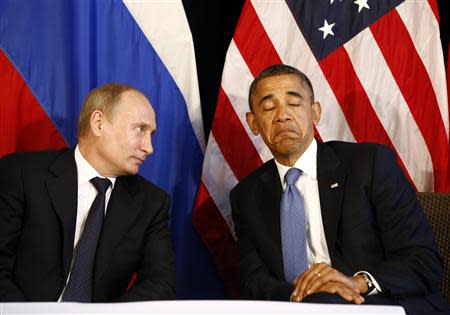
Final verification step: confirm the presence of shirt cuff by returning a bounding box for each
[354,271,382,295]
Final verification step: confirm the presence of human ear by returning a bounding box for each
[90,110,105,136]
[246,112,260,136]
[312,102,321,126]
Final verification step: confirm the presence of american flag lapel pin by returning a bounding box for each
[330,182,338,189]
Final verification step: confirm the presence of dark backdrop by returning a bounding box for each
[183,0,449,139]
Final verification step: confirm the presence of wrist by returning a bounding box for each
[353,274,369,294]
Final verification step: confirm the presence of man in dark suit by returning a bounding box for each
[230,64,449,314]
[0,83,176,302]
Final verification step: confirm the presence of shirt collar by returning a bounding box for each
[275,139,318,185]
[74,145,116,188]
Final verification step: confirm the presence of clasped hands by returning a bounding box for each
[291,262,368,304]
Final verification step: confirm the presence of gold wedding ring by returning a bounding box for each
[314,272,321,278]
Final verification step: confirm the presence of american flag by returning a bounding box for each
[193,0,449,296]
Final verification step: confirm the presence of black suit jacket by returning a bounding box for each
[230,141,447,311]
[0,148,176,302]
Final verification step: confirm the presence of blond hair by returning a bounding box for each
[77,83,142,138]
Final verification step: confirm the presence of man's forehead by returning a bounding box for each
[113,93,155,123]
[116,91,152,109]
[257,74,304,91]
[118,90,149,104]
[256,75,305,98]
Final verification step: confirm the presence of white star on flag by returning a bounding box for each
[318,19,335,39]
[354,0,370,13]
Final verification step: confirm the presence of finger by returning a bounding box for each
[334,285,364,304]
[337,287,365,305]
[294,263,329,299]
[292,270,313,301]
[319,282,365,304]
[304,264,333,295]
[292,265,318,299]
[306,266,358,296]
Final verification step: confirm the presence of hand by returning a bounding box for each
[291,263,367,303]
[304,281,365,304]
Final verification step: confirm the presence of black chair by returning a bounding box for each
[417,192,450,304]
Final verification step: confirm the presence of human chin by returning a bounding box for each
[126,158,143,174]
[123,164,139,175]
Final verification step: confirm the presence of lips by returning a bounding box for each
[273,128,298,137]
[133,156,145,164]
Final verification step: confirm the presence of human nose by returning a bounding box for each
[274,104,290,123]
[141,135,153,156]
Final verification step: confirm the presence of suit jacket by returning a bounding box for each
[0,148,176,302]
[230,141,447,311]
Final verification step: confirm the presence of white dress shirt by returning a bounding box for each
[59,145,116,300]
[275,139,331,267]
[275,139,381,294]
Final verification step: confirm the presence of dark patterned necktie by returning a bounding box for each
[62,177,111,302]
[280,168,308,283]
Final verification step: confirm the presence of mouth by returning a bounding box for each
[275,129,295,135]
[132,156,145,164]
[271,128,302,144]
[273,128,299,138]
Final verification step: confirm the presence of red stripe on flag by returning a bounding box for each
[212,88,263,180]
[447,45,450,165]
[233,2,325,145]
[448,45,450,138]
[233,1,282,77]
[320,48,392,143]
[0,50,67,157]
[370,9,450,191]
[319,47,415,187]
[192,181,240,298]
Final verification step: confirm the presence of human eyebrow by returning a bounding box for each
[133,123,154,133]
[133,122,149,128]
[286,91,303,99]
[258,93,274,106]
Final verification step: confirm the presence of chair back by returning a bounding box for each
[417,192,450,304]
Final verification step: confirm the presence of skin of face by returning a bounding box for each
[89,90,156,177]
[246,74,321,166]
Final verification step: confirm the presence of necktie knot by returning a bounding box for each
[285,168,301,185]
[90,177,111,195]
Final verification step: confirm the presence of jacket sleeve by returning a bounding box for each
[115,193,176,301]
[230,187,293,301]
[368,145,443,296]
[0,154,27,301]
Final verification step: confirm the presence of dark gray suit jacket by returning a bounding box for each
[231,141,447,312]
[0,148,176,302]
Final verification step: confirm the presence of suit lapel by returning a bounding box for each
[46,149,78,278]
[94,176,143,281]
[317,143,346,259]
[258,160,285,279]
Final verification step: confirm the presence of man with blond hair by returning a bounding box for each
[0,83,176,302]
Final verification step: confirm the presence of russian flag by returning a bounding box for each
[0,0,223,298]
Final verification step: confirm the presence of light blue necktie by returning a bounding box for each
[280,168,308,283]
